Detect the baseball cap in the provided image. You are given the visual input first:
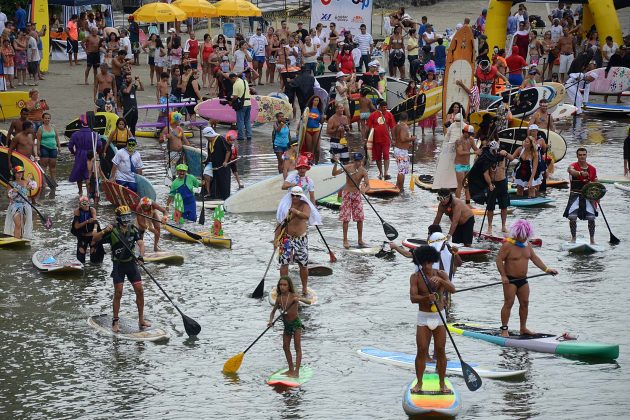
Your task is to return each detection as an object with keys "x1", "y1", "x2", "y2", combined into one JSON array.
[
  {"x1": 529, "y1": 124, "x2": 539, "y2": 131},
  {"x1": 290, "y1": 186, "x2": 304, "y2": 196},
  {"x1": 202, "y1": 126, "x2": 219, "y2": 138}
]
